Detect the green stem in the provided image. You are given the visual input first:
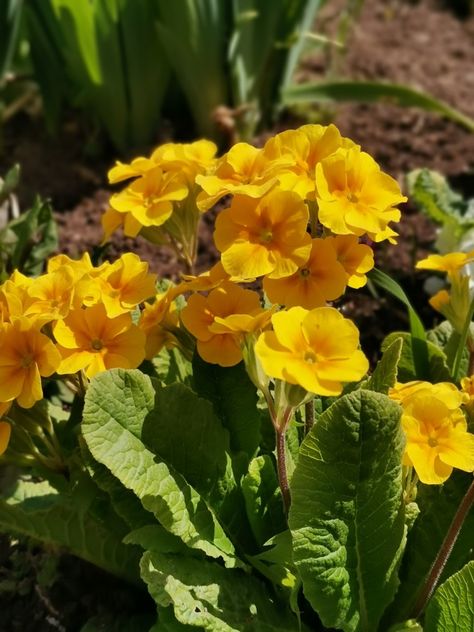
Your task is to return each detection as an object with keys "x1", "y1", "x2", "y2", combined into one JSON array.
[
  {"x1": 410, "y1": 476, "x2": 474, "y2": 620},
  {"x1": 452, "y1": 298, "x2": 474, "y2": 382},
  {"x1": 276, "y1": 428, "x2": 291, "y2": 516}
]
